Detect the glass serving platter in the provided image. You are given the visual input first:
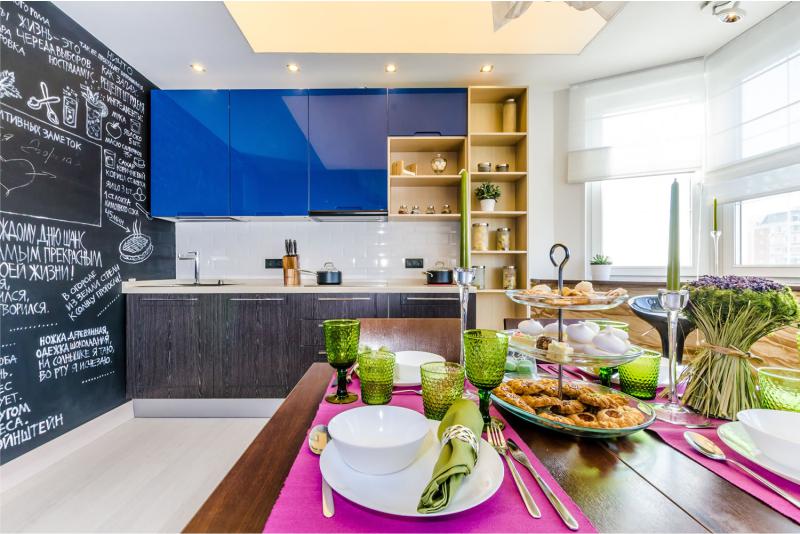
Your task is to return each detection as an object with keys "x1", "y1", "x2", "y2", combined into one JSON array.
[
  {"x1": 506, "y1": 289, "x2": 629, "y2": 311},
  {"x1": 504, "y1": 329, "x2": 644, "y2": 367},
  {"x1": 491, "y1": 376, "x2": 656, "y2": 438}
]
